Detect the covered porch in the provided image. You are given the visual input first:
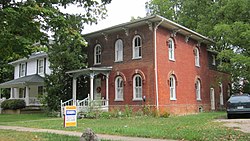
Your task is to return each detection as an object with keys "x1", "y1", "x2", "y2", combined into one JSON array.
[
  {"x1": 0, "y1": 74, "x2": 44, "y2": 106},
  {"x1": 62, "y1": 67, "x2": 112, "y2": 115}
]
